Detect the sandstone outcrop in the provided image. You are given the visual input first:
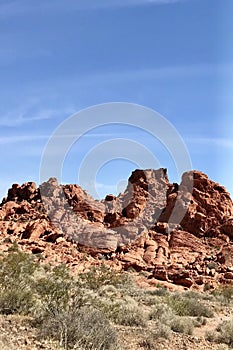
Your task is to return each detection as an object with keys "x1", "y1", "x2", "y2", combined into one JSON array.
[{"x1": 0, "y1": 168, "x2": 233, "y2": 290}]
